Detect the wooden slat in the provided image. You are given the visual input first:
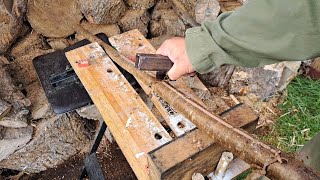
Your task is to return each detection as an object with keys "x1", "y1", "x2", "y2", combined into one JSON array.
[
  {"x1": 65, "y1": 42, "x2": 172, "y2": 179},
  {"x1": 109, "y1": 29, "x2": 207, "y2": 107},
  {"x1": 109, "y1": 29, "x2": 208, "y2": 136},
  {"x1": 148, "y1": 104, "x2": 258, "y2": 180}
]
